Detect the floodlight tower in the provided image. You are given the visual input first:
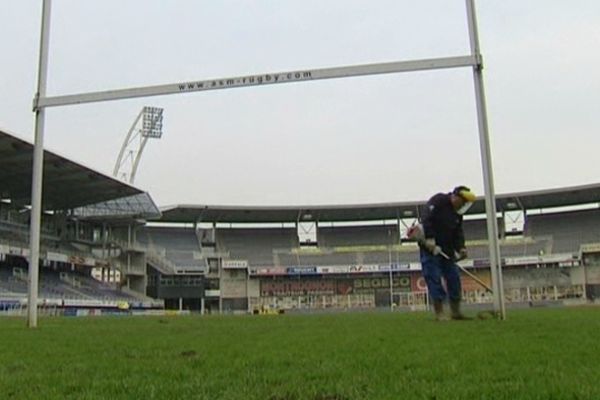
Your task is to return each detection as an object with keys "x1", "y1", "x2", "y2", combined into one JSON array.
[{"x1": 113, "y1": 106, "x2": 163, "y2": 184}]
